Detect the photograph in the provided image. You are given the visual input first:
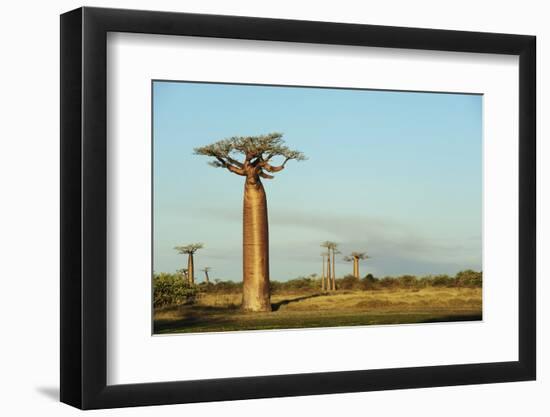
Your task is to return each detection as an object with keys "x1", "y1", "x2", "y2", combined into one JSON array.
[
  {"x1": 51, "y1": 2, "x2": 539, "y2": 412},
  {"x1": 152, "y1": 81, "x2": 483, "y2": 334}
]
